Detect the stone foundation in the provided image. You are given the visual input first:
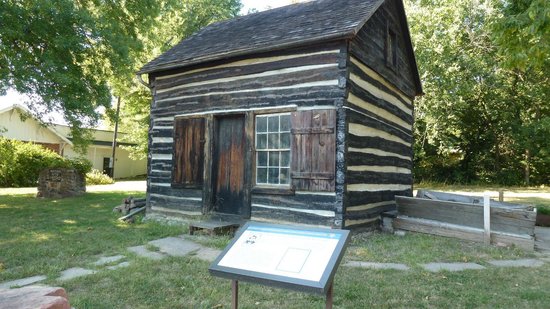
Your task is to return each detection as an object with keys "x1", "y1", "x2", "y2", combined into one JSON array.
[{"x1": 37, "y1": 168, "x2": 85, "y2": 198}]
